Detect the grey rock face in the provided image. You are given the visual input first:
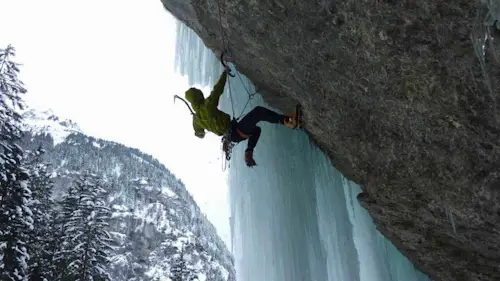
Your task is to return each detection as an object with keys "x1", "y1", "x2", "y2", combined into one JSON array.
[{"x1": 161, "y1": 0, "x2": 500, "y2": 280}]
